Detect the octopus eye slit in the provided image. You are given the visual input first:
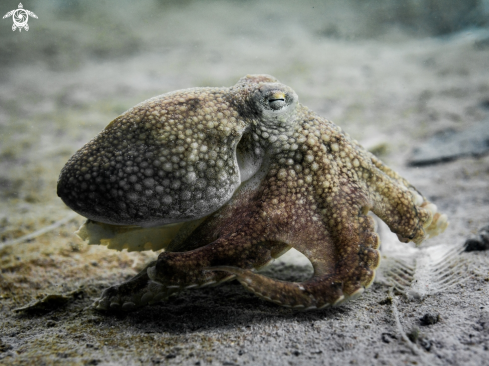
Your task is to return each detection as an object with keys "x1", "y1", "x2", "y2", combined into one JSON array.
[
  {"x1": 269, "y1": 97, "x2": 285, "y2": 103},
  {"x1": 267, "y1": 93, "x2": 287, "y2": 110}
]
